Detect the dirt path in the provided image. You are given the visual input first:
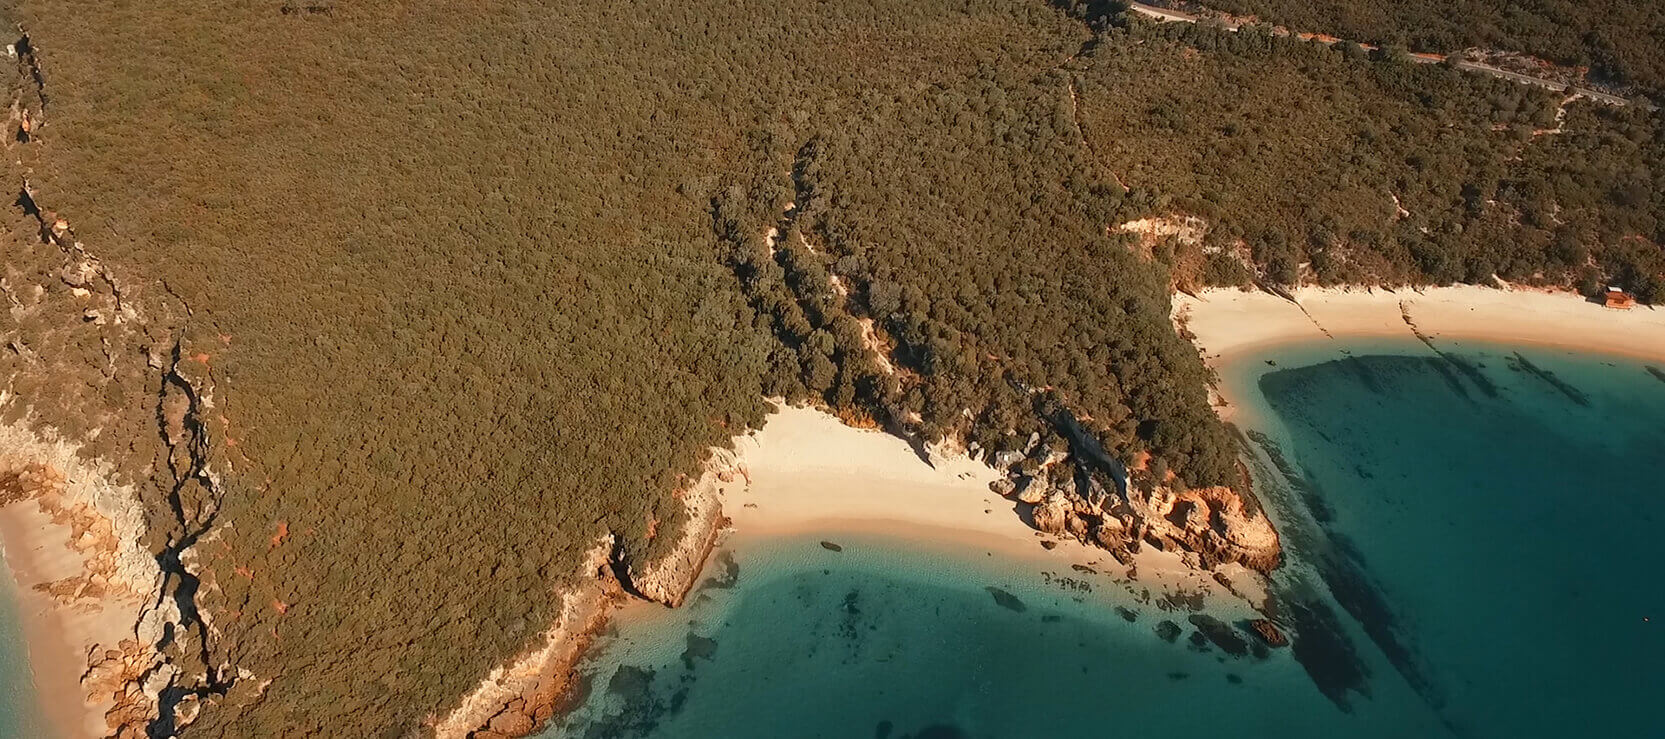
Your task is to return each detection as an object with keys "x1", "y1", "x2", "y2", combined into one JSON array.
[{"x1": 1125, "y1": 2, "x2": 1649, "y2": 109}]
